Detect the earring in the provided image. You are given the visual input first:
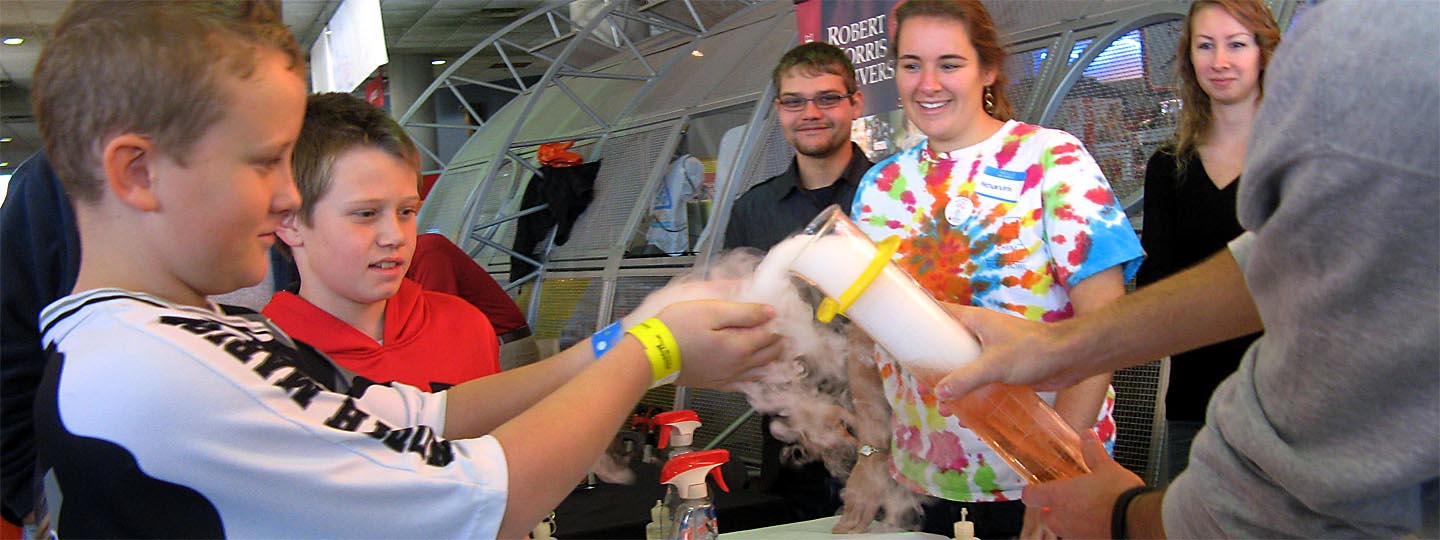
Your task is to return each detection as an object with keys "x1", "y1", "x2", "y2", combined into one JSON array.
[{"x1": 984, "y1": 86, "x2": 995, "y2": 114}]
